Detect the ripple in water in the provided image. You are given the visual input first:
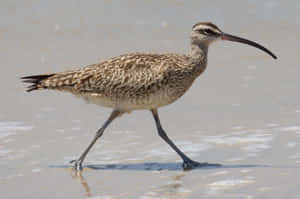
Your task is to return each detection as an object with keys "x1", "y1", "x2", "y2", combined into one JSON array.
[
  {"x1": 0, "y1": 121, "x2": 33, "y2": 139},
  {"x1": 0, "y1": 121, "x2": 33, "y2": 160}
]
